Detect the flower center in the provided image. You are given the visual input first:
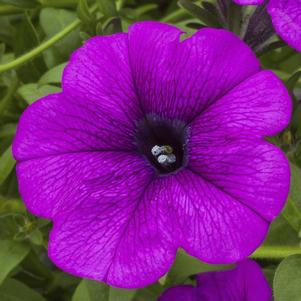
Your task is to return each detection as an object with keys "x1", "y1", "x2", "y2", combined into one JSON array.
[
  {"x1": 151, "y1": 145, "x2": 176, "y2": 166},
  {"x1": 135, "y1": 115, "x2": 188, "y2": 175}
]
